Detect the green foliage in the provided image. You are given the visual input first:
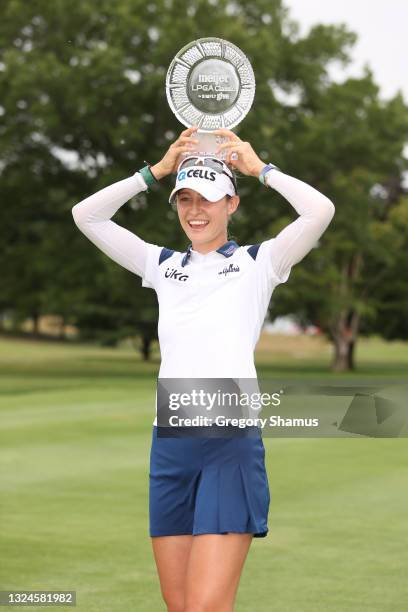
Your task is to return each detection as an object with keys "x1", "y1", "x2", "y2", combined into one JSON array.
[{"x1": 1, "y1": 0, "x2": 407, "y2": 355}]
